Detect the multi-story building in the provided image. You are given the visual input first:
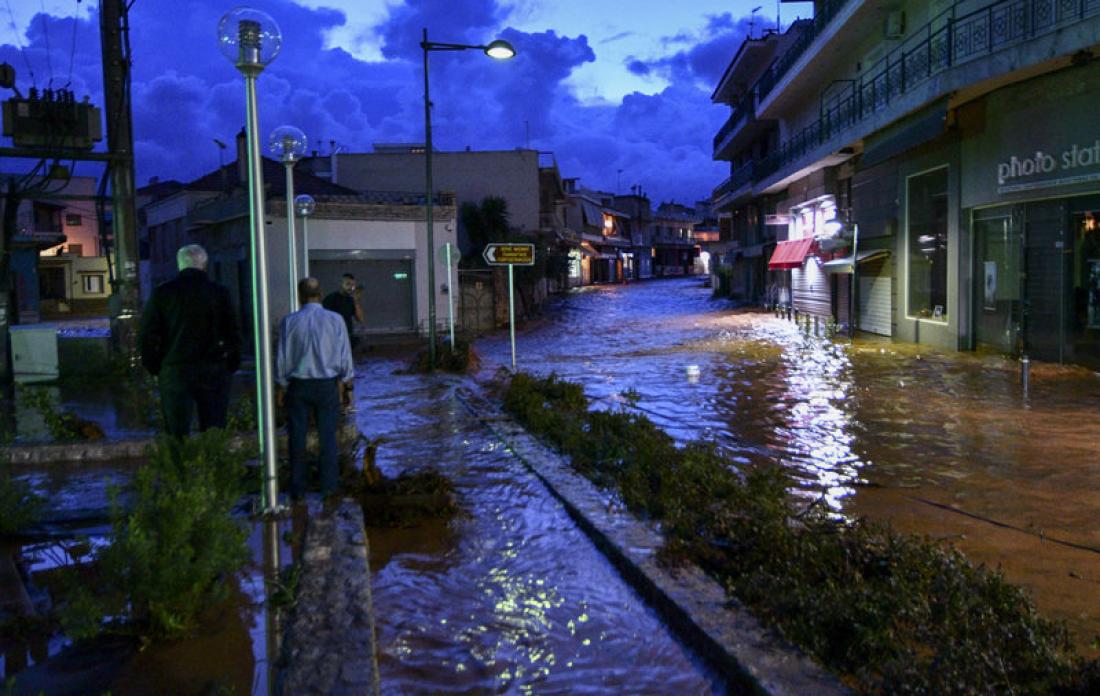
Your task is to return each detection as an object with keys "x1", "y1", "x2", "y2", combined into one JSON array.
[
  {"x1": 2, "y1": 175, "x2": 112, "y2": 321},
  {"x1": 561, "y1": 180, "x2": 632, "y2": 284},
  {"x1": 713, "y1": 0, "x2": 1100, "y2": 367},
  {"x1": 651, "y1": 202, "x2": 700, "y2": 276}
]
